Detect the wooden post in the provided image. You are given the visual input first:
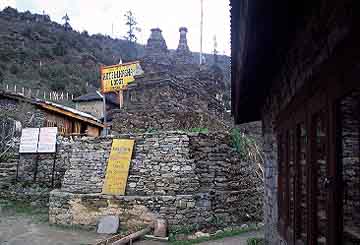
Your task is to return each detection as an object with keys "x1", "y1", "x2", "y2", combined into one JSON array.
[{"x1": 119, "y1": 90, "x2": 124, "y2": 109}]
